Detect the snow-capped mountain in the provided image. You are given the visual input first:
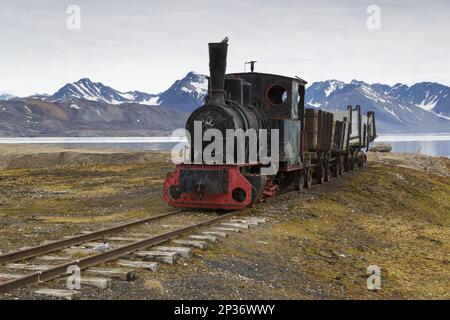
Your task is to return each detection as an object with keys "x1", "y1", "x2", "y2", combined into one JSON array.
[
  {"x1": 0, "y1": 93, "x2": 15, "y2": 101},
  {"x1": 157, "y1": 71, "x2": 208, "y2": 112},
  {"x1": 50, "y1": 78, "x2": 158, "y2": 105},
  {"x1": 384, "y1": 82, "x2": 450, "y2": 118},
  {"x1": 305, "y1": 80, "x2": 346, "y2": 108},
  {"x1": 305, "y1": 80, "x2": 450, "y2": 133},
  {"x1": 47, "y1": 72, "x2": 208, "y2": 112}
]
